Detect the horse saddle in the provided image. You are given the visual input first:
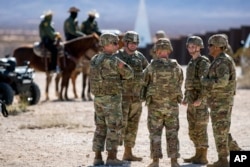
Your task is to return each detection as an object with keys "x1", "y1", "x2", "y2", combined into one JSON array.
[{"x1": 33, "y1": 42, "x2": 64, "y2": 58}]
